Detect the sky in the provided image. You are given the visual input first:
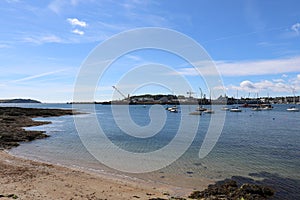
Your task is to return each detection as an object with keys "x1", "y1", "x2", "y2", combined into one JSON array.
[{"x1": 0, "y1": 0, "x2": 300, "y2": 102}]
